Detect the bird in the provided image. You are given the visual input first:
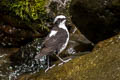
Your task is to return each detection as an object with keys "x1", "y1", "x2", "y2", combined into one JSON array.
[{"x1": 35, "y1": 15, "x2": 71, "y2": 71}]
